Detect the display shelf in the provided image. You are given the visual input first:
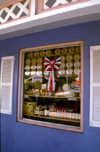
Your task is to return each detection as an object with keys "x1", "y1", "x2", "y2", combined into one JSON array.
[
  {"x1": 24, "y1": 115, "x2": 80, "y2": 127},
  {"x1": 24, "y1": 94, "x2": 80, "y2": 100}
]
